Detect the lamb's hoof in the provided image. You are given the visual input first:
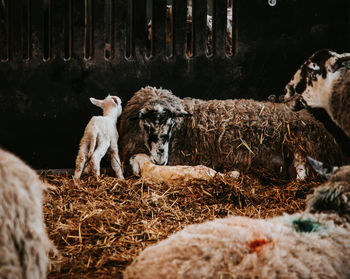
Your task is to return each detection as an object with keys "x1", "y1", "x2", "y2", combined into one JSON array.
[
  {"x1": 73, "y1": 176, "x2": 80, "y2": 185},
  {"x1": 227, "y1": 170, "x2": 240, "y2": 179}
]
